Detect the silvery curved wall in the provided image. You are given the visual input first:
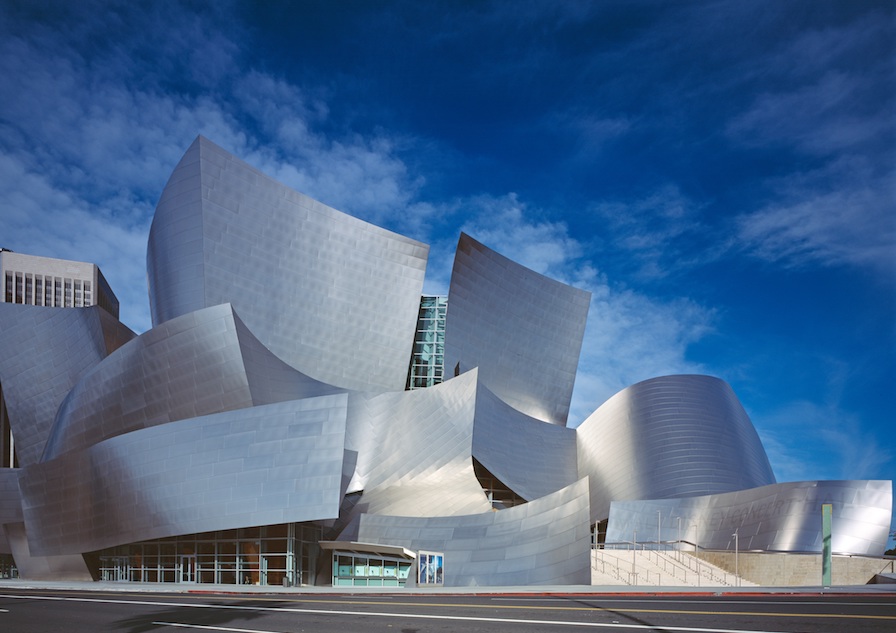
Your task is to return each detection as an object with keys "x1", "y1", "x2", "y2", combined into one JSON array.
[
  {"x1": 355, "y1": 477, "x2": 592, "y2": 587},
  {"x1": 605, "y1": 479, "x2": 893, "y2": 556},
  {"x1": 472, "y1": 384, "x2": 578, "y2": 501},
  {"x1": 42, "y1": 303, "x2": 341, "y2": 461},
  {"x1": 0, "y1": 304, "x2": 133, "y2": 467},
  {"x1": 147, "y1": 136, "x2": 428, "y2": 393},
  {"x1": 340, "y1": 369, "x2": 491, "y2": 527},
  {"x1": 577, "y1": 375, "x2": 776, "y2": 523},
  {"x1": 443, "y1": 233, "x2": 590, "y2": 426},
  {"x1": 20, "y1": 395, "x2": 348, "y2": 556}
]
